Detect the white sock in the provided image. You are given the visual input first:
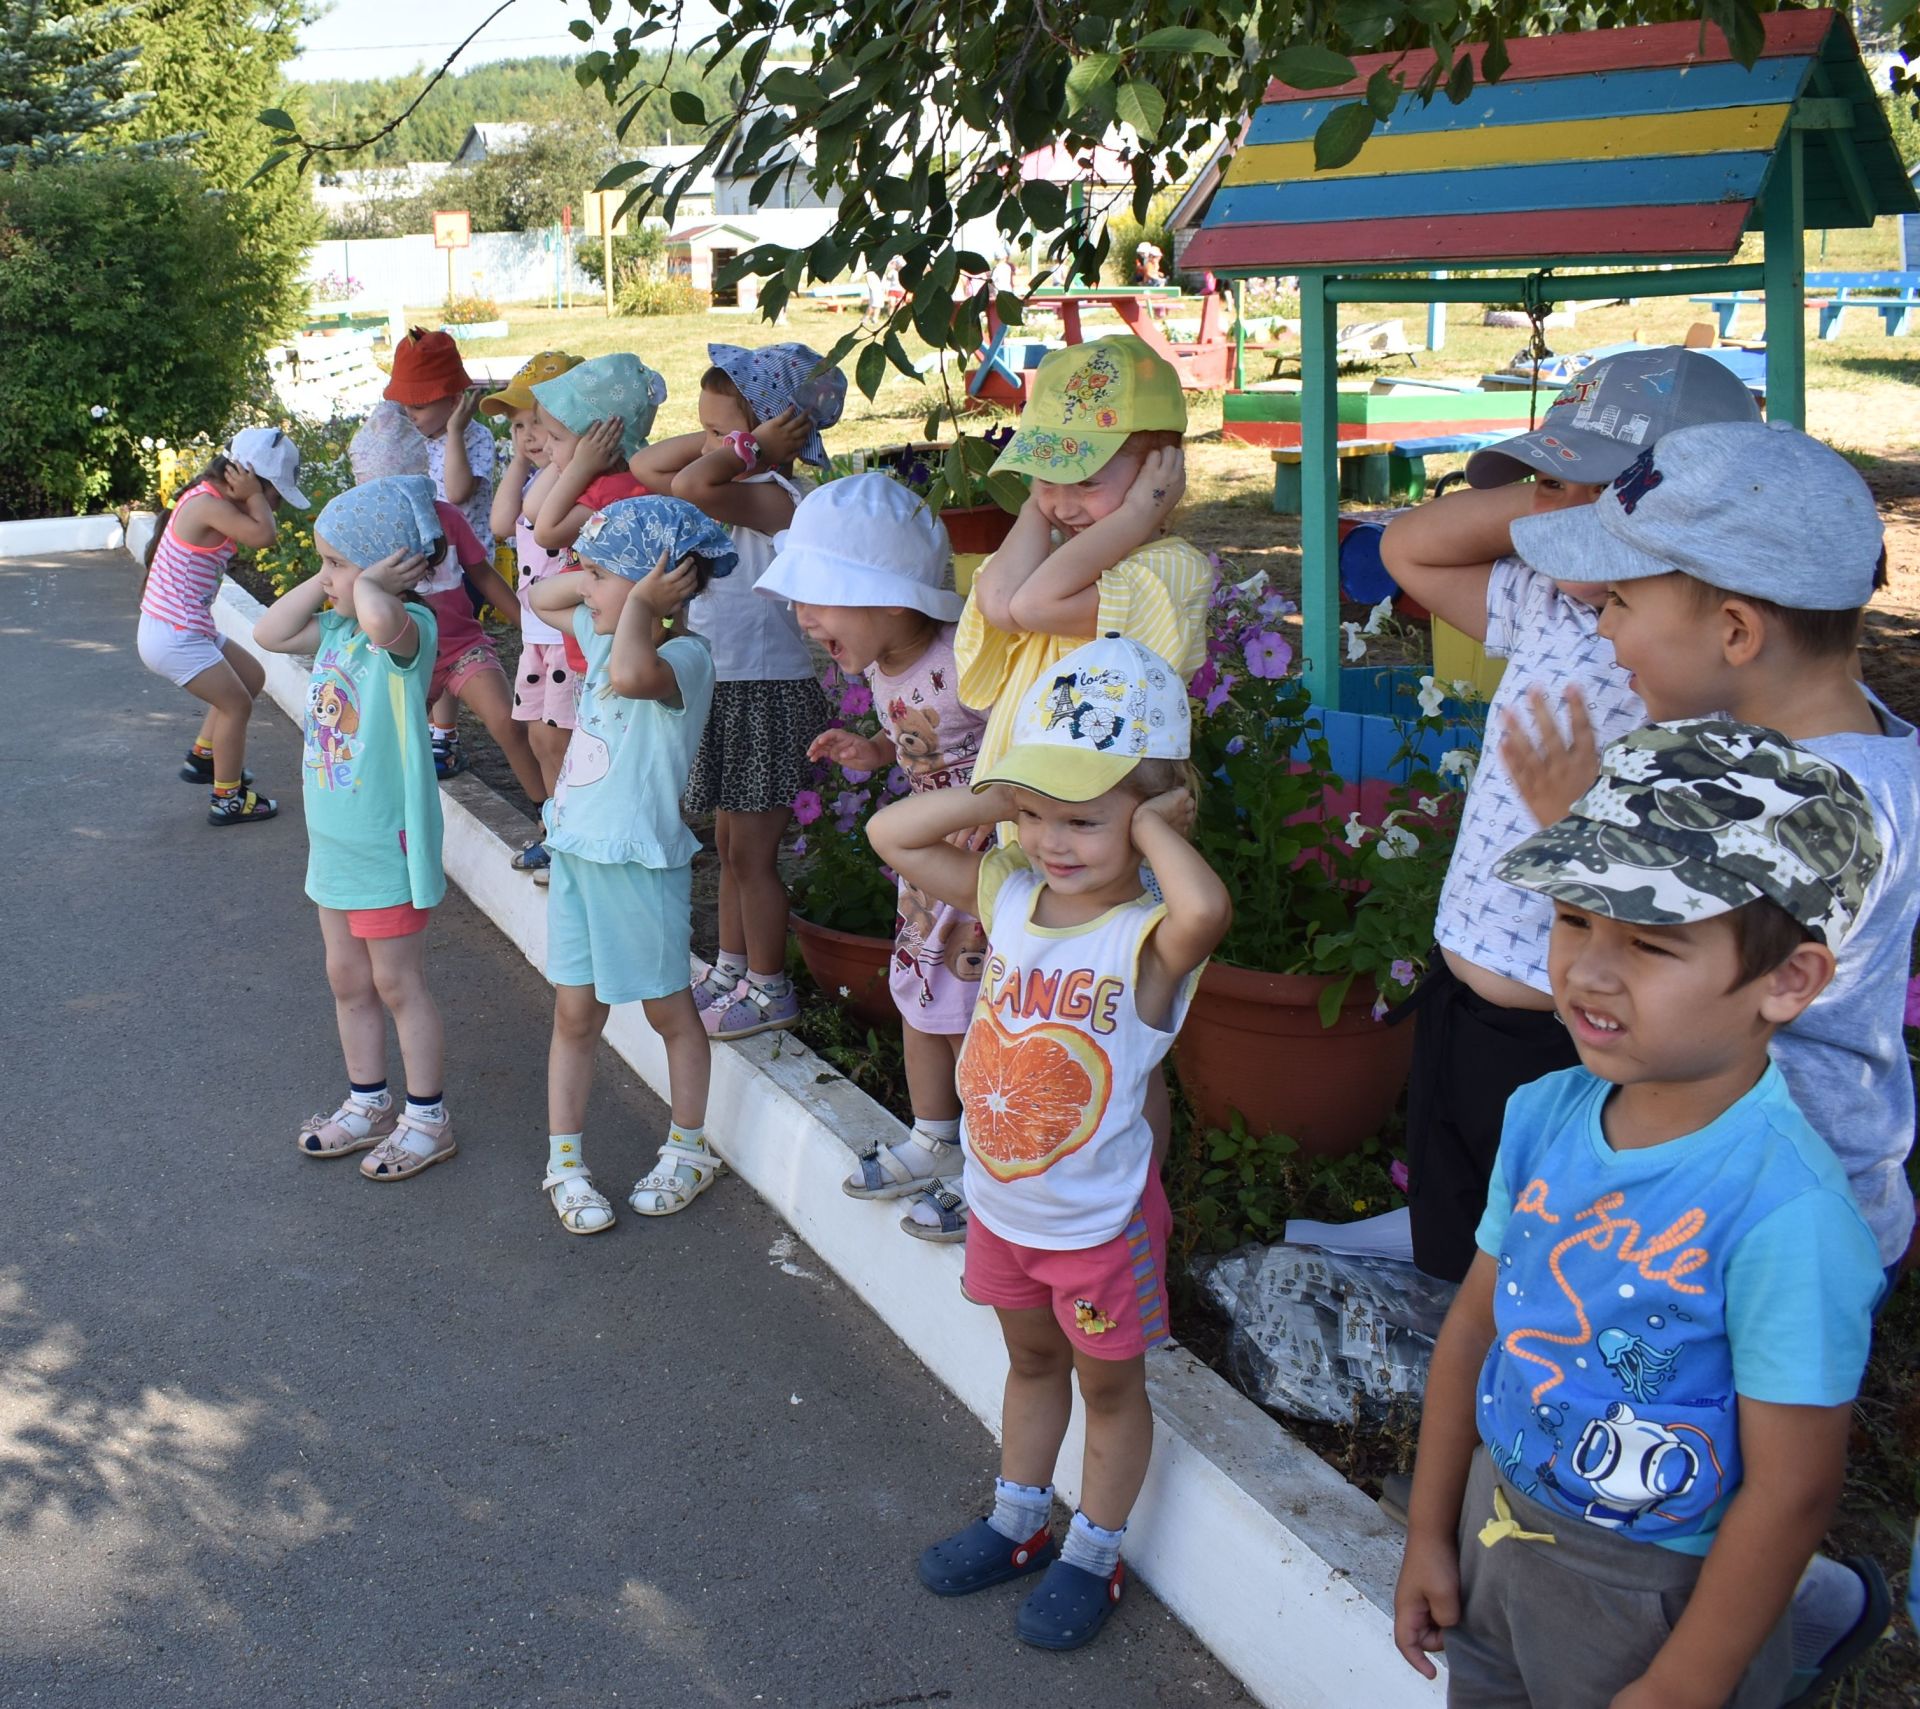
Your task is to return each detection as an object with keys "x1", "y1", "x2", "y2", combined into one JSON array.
[
  {"x1": 988, "y1": 1477, "x2": 1054, "y2": 1543},
  {"x1": 430, "y1": 722, "x2": 456, "y2": 745},
  {"x1": 747, "y1": 968, "x2": 789, "y2": 997},
  {"x1": 548, "y1": 1131, "x2": 586, "y2": 1177},
  {"x1": 912, "y1": 1116, "x2": 960, "y2": 1145},
  {"x1": 1060, "y1": 1511, "x2": 1126, "y2": 1578},
  {"x1": 714, "y1": 949, "x2": 746, "y2": 979},
  {"x1": 405, "y1": 1095, "x2": 446, "y2": 1125}
]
